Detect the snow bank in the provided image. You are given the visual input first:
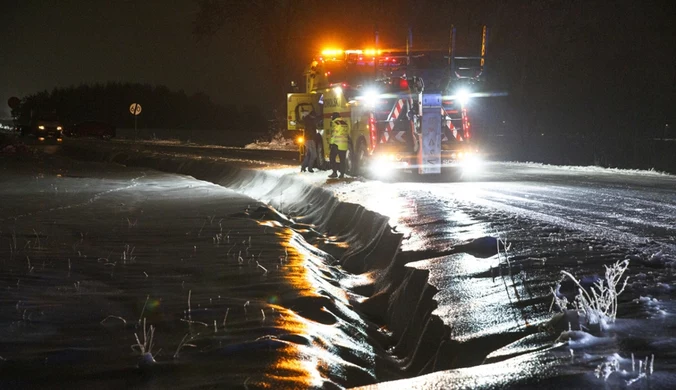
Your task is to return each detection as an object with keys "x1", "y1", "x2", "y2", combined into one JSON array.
[
  {"x1": 244, "y1": 138, "x2": 298, "y2": 151},
  {"x1": 513, "y1": 161, "x2": 673, "y2": 177}
]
